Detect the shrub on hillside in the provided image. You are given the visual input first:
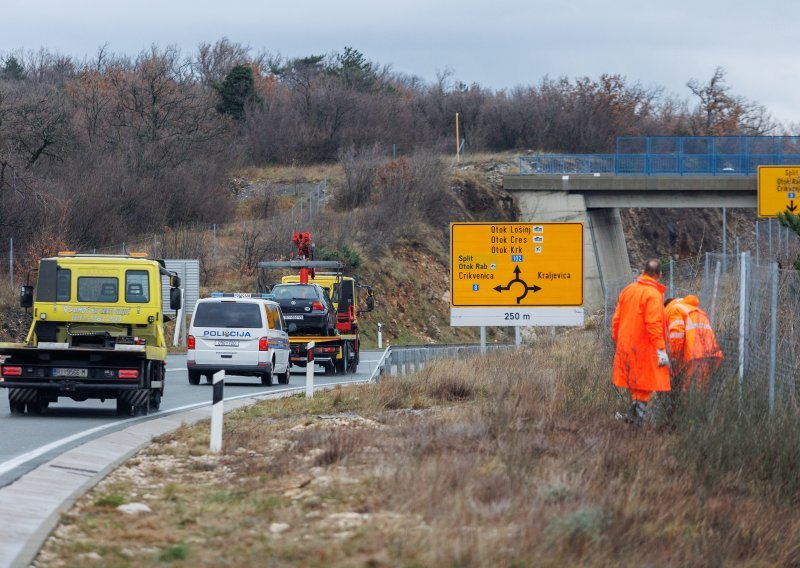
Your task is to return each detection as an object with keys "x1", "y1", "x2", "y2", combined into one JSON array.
[{"x1": 334, "y1": 144, "x2": 382, "y2": 210}]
